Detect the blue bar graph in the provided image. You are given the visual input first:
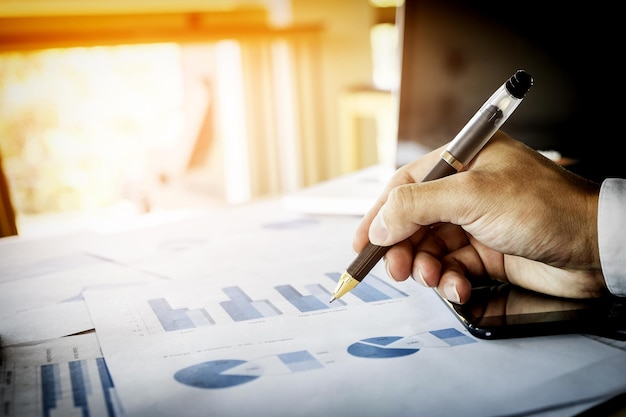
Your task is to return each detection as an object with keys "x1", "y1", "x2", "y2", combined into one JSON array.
[
  {"x1": 41, "y1": 363, "x2": 59, "y2": 417},
  {"x1": 41, "y1": 358, "x2": 120, "y2": 417},
  {"x1": 146, "y1": 273, "x2": 409, "y2": 329},
  {"x1": 148, "y1": 298, "x2": 215, "y2": 331},
  {"x1": 97, "y1": 358, "x2": 118, "y2": 417},
  {"x1": 325, "y1": 272, "x2": 408, "y2": 302},
  {"x1": 275, "y1": 284, "x2": 344, "y2": 312},
  {"x1": 220, "y1": 286, "x2": 282, "y2": 321},
  {"x1": 430, "y1": 328, "x2": 475, "y2": 346},
  {"x1": 68, "y1": 361, "x2": 88, "y2": 414},
  {"x1": 277, "y1": 350, "x2": 324, "y2": 372}
]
